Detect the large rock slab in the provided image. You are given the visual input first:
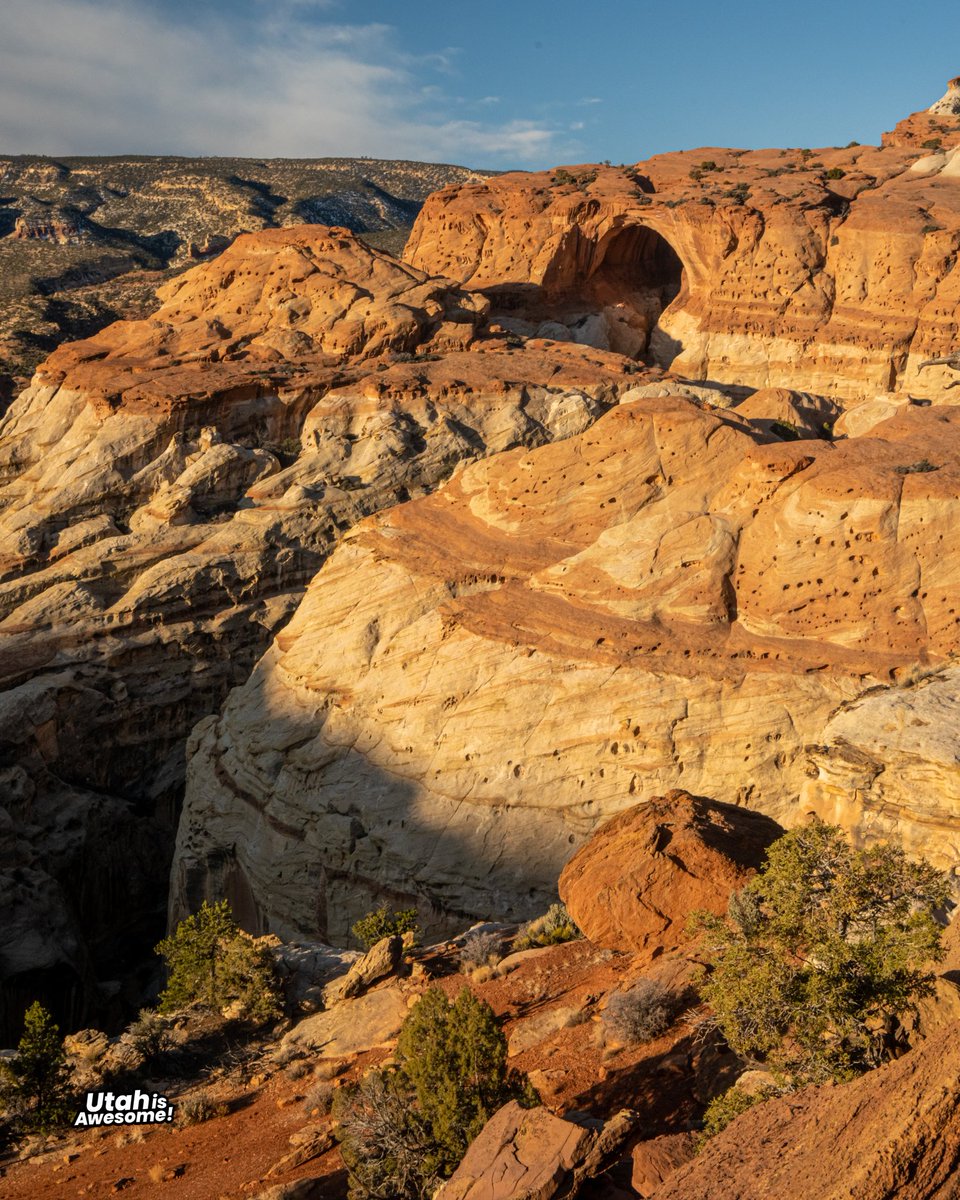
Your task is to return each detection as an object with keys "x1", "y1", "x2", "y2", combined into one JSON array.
[
  {"x1": 174, "y1": 394, "x2": 960, "y2": 942},
  {"x1": 653, "y1": 1021, "x2": 960, "y2": 1200},
  {"x1": 558, "y1": 791, "x2": 781, "y2": 956},
  {"x1": 436, "y1": 1101, "x2": 634, "y2": 1200},
  {"x1": 280, "y1": 981, "x2": 409, "y2": 1057}
]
